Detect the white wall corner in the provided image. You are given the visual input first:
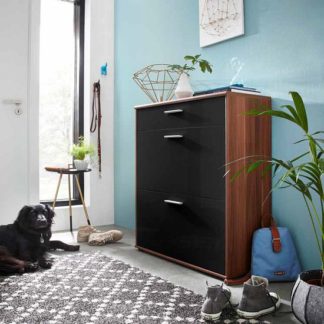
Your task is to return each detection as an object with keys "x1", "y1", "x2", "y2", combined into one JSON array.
[{"x1": 83, "y1": 0, "x2": 115, "y2": 228}]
